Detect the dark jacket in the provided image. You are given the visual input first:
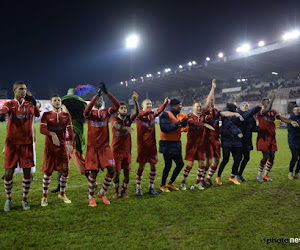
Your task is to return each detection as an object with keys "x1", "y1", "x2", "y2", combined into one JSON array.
[
  {"x1": 159, "y1": 107, "x2": 182, "y2": 154},
  {"x1": 237, "y1": 106, "x2": 260, "y2": 151},
  {"x1": 287, "y1": 113, "x2": 300, "y2": 149},
  {"x1": 220, "y1": 107, "x2": 243, "y2": 148}
]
